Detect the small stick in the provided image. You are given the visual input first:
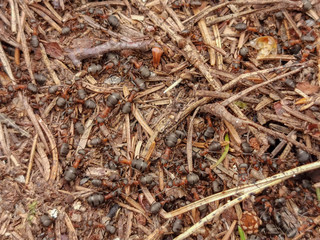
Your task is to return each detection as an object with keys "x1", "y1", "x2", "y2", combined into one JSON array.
[
  {"x1": 23, "y1": 97, "x2": 50, "y2": 152},
  {"x1": 135, "y1": 84, "x2": 165, "y2": 99},
  {"x1": 0, "y1": 9, "x2": 10, "y2": 26},
  {"x1": 25, "y1": 134, "x2": 38, "y2": 185},
  {"x1": 30, "y1": 6, "x2": 62, "y2": 33},
  {"x1": 270, "y1": 128, "x2": 295, "y2": 158},
  {"x1": 158, "y1": 163, "x2": 164, "y2": 191},
  {"x1": 145, "y1": 221, "x2": 169, "y2": 240},
  {"x1": 283, "y1": 18, "x2": 291, "y2": 41},
  {"x1": 207, "y1": 43, "x2": 227, "y2": 56},
  {"x1": 195, "y1": 90, "x2": 260, "y2": 103},
  {"x1": 17, "y1": 0, "x2": 35, "y2": 20},
  {"x1": 25, "y1": 223, "x2": 34, "y2": 240},
  {"x1": 11, "y1": 232, "x2": 24, "y2": 239},
  {"x1": 125, "y1": 114, "x2": 132, "y2": 160},
  {"x1": 64, "y1": 212, "x2": 77, "y2": 240},
  {"x1": 0, "y1": 42, "x2": 15, "y2": 81},
  {"x1": 234, "y1": 0, "x2": 299, "y2": 4},
  {"x1": 202, "y1": 104, "x2": 245, "y2": 129},
  {"x1": 124, "y1": 211, "x2": 133, "y2": 240},
  {"x1": 140, "y1": 186, "x2": 168, "y2": 219},
  {"x1": 132, "y1": 104, "x2": 154, "y2": 136},
  {"x1": 43, "y1": 0, "x2": 62, "y2": 23},
  {"x1": 59, "y1": 0, "x2": 65, "y2": 10},
  {"x1": 163, "y1": 78, "x2": 183, "y2": 94},
  {"x1": 116, "y1": 199, "x2": 152, "y2": 224},
  {"x1": 212, "y1": 24, "x2": 223, "y2": 69},
  {"x1": 120, "y1": 194, "x2": 146, "y2": 213},
  {"x1": 206, "y1": 8, "x2": 259, "y2": 26},
  {"x1": 182, "y1": 3, "x2": 229, "y2": 26},
  {"x1": 14, "y1": 2, "x2": 22, "y2": 66},
  {"x1": 80, "y1": 14, "x2": 131, "y2": 42},
  {"x1": 82, "y1": 81, "x2": 114, "y2": 94},
  {"x1": 229, "y1": 102, "x2": 269, "y2": 153},
  {"x1": 279, "y1": 133, "x2": 296, "y2": 160},
  {"x1": 54, "y1": 215, "x2": 61, "y2": 240},
  {"x1": 75, "y1": 113, "x2": 97, "y2": 154},
  {"x1": 282, "y1": 10, "x2": 302, "y2": 37},
  {"x1": 67, "y1": 39, "x2": 152, "y2": 67},
  {"x1": 0, "y1": 122, "x2": 10, "y2": 162},
  {"x1": 255, "y1": 97, "x2": 273, "y2": 111},
  {"x1": 9, "y1": 0, "x2": 17, "y2": 33},
  {"x1": 222, "y1": 220, "x2": 237, "y2": 240},
  {"x1": 0, "y1": 29, "x2": 22, "y2": 49},
  {"x1": 164, "y1": 5, "x2": 185, "y2": 32},
  {"x1": 146, "y1": 0, "x2": 160, "y2": 7},
  {"x1": 306, "y1": 8, "x2": 320, "y2": 21},
  {"x1": 224, "y1": 120, "x2": 241, "y2": 146},
  {"x1": 166, "y1": 183, "x2": 260, "y2": 218},
  {"x1": 19, "y1": 17, "x2": 35, "y2": 84},
  {"x1": 292, "y1": 215, "x2": 320, "y2": 240},
  {"x1": 30, "y1": 3, "x2": 62, "y2": 24},
  {"x1": 166, "y1": 18, "x2": 181, "y2": 35},
  {"x1": 257, "y1": 54, "x2": 296, "y2": 61},
  {"x1": 295, "y1": 88, "x2": 309, "y2": 99},
  {"x1": 43, "y1": 97, "x2": 58, "y2": 118},
  {"x1": 187, "y1": 107, "x2": 200, "y2": 172},
  {"x1": 221, "y1": 65, "x2": 307, "y2": 107},
  {"x1": 281, "y1": 101, "x2": 320, "y2": 125},
  {"x1": 36, "y1": 144, "x2": 50, "y2": 181},
  {"x1": 317, "y1": 36, "x2": 320, "y2": 85},
  {"x1": 0, "y1": 113, "x2": 30, "y2": 137},
  {"x1": 221, "y1": 62, "x2": 303, "y2": 91},
  {"x1": 207, "y1": 4, "x2": 290, "y2": 26},
  {"x1": 124, "y1": 0, "x2": 132, "y2": 16},
  {"x1": 141, "y1": 115, "x2": 172, "y2": 158},
  {"x1": 75, "y1": 1, "x2": 126, "y2": 11},
  {"x1": 168, "y1": 97, "x2": 213, "y2": 133},
  {"x1": 193, "y1": 7, "x2": 216, "y2": 66},
  {"x1": 144, "y1": 141, "x2": 155, "y2": 163},
  {"x1": 15, "y1": 10, "x2": 27, "y2": 66},
  {"x1": 39, "y1": 43, "x2": 61, "y2": 85},
  {"x1": 36, "y1": 115, "x2": 59, "y2": 182},
  {"x1": 261, "y1": 112, "x2": 302, "y2": 131}
]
